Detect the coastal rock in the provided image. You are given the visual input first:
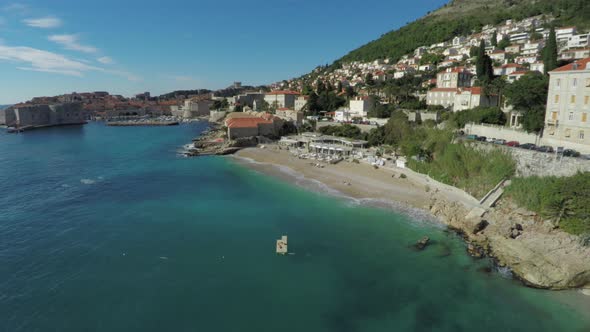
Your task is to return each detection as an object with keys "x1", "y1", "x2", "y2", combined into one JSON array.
[
  {"x1": 473, "y1": 220, "x2": 489, "y2": 235},
  {"x1": 415, "y1": 236, "x2": 430, "y2": 250},
  {"x1": 467, "y1": 243, "x2": 485, "y2": 258}
]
